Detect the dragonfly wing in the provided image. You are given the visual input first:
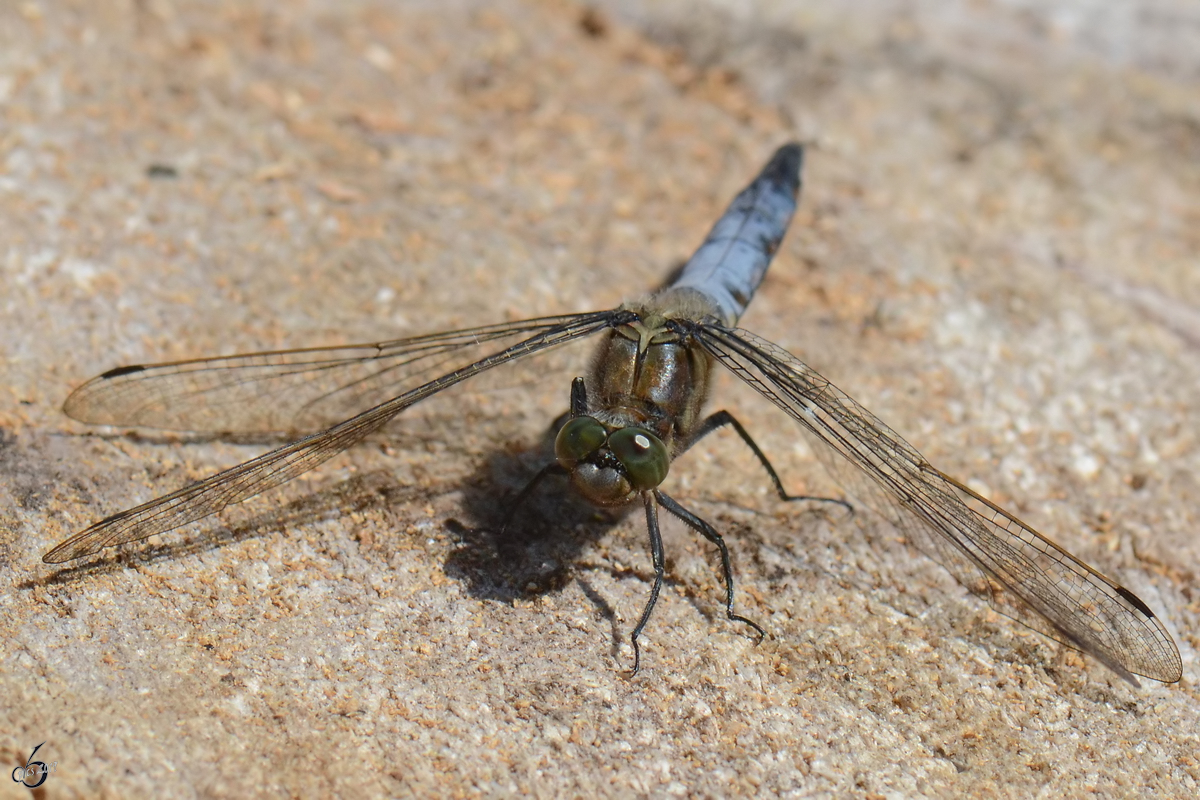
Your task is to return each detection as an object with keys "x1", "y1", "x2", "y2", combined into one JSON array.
[
  {"x1": 63, "y1": 314, "x2": 596, "y2": 433},
  {"x1": 44, "y1": 312, "x2": 620, "y2": 563},
  {"x1": 697, "y1": 323, "x2": 1182, "y2": 684}
]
